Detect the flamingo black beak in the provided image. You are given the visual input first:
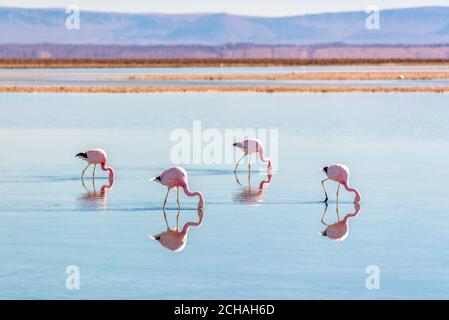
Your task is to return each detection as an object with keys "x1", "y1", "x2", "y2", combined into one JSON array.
[
  {"x1": 75, "y1": 152, "x2": 88, "y2": 159},
  {"x1": 322, "y1": 167, "x2": 328, "y2": 173},
  {"x1": 150, "y1": 235, "x2": 161, "y2": 241},
  {"x1": 150, "y1": 176, "x2": 162, "y2": 183},
  {"x1": 321, "y1": 230, "x2": 328, "y2": 237},
  {"x1": 233, "y1": 143, "x2": 237, "y2": 146}
]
